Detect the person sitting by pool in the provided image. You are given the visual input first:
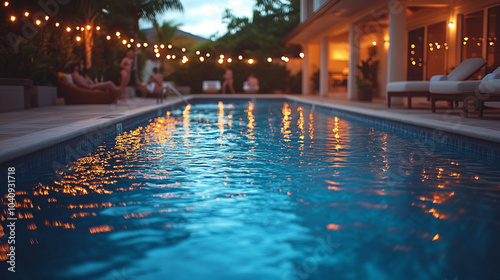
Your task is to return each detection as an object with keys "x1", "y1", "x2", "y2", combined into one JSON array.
[
  {"x1": 243, "y1": 73, "x2": 259, "y2": 93},
  {"x1": 71, "y1": 62, "x2": 120, "y2": 93}
]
